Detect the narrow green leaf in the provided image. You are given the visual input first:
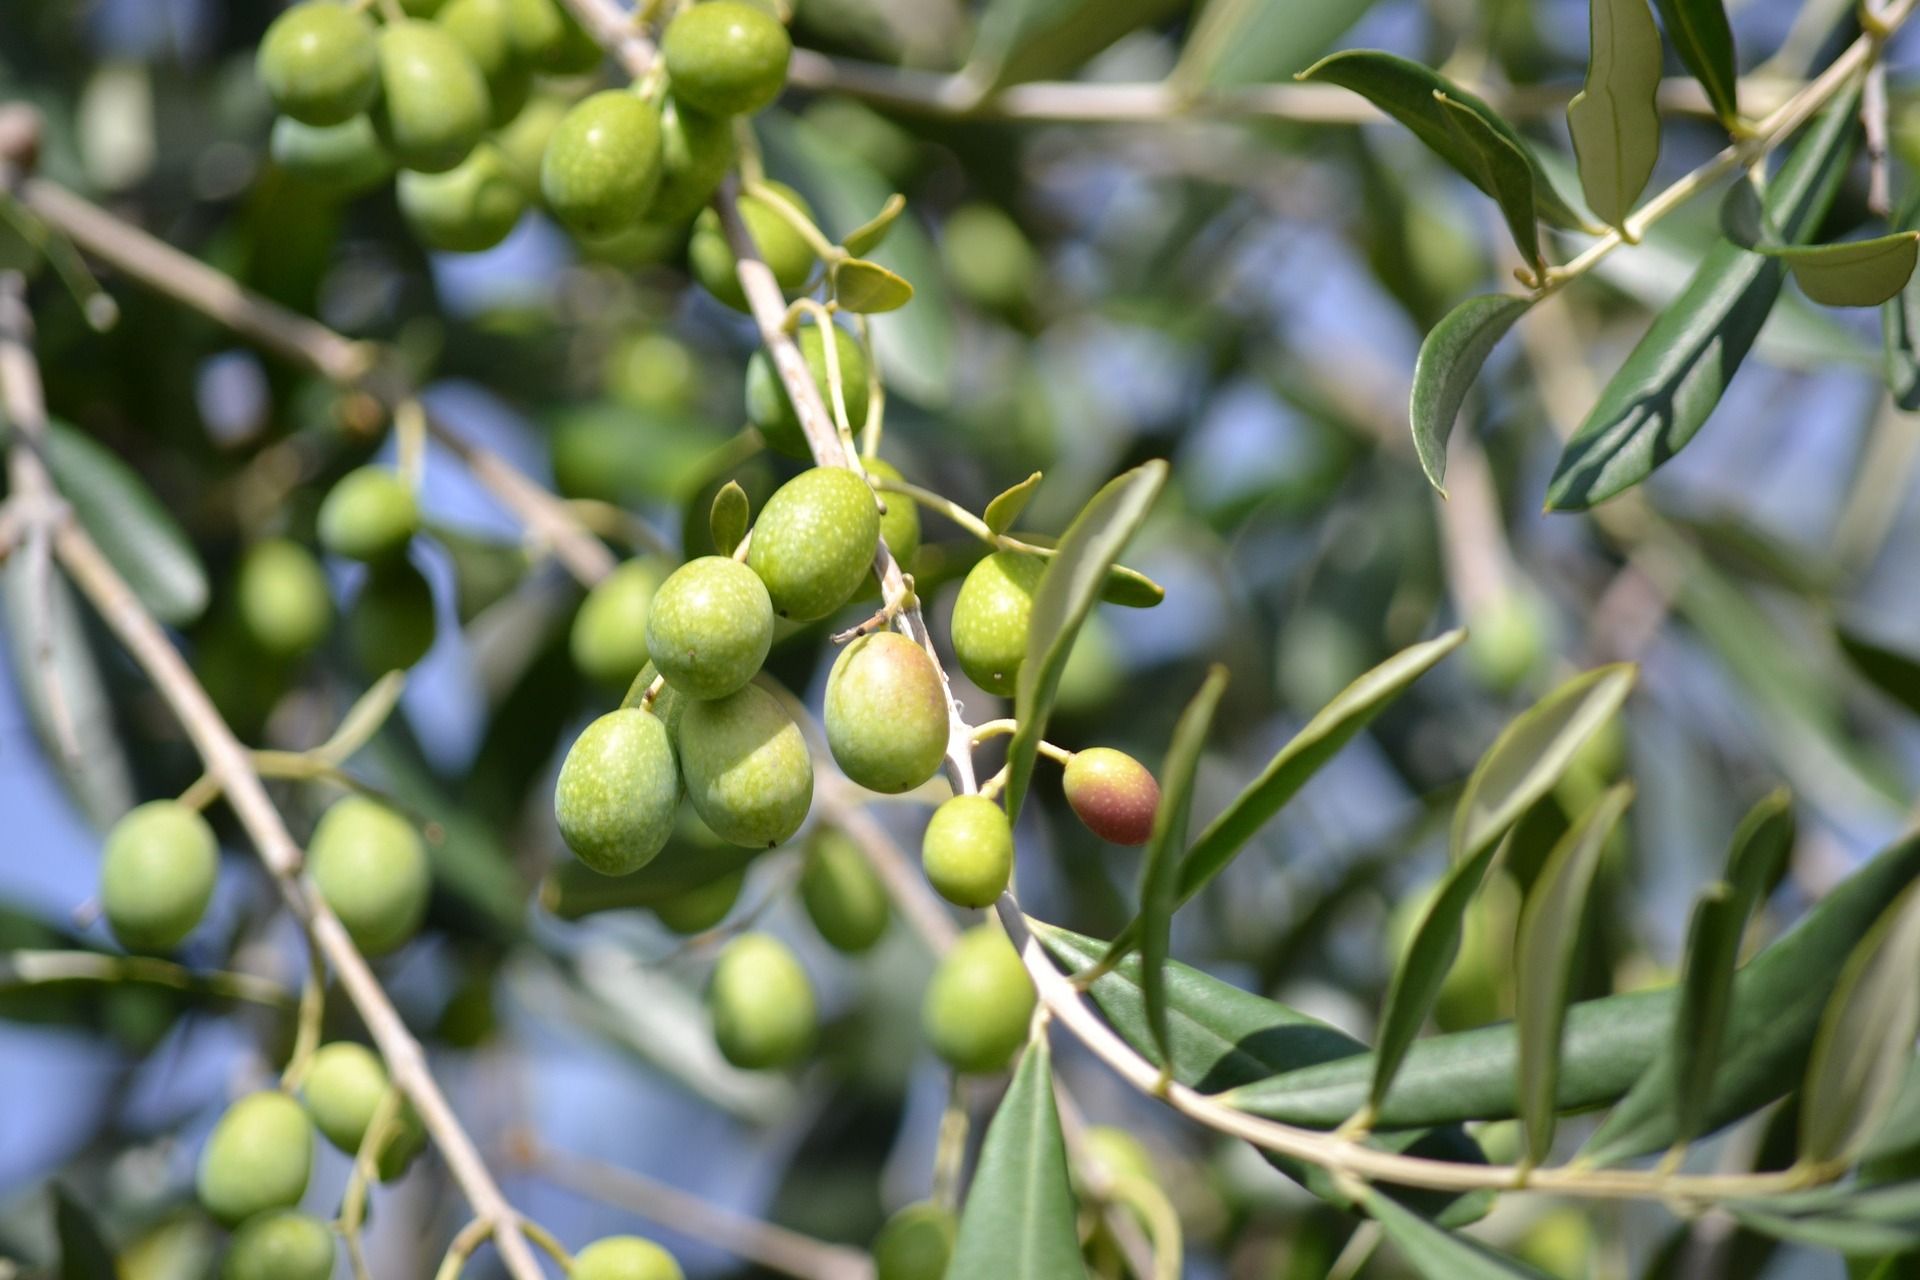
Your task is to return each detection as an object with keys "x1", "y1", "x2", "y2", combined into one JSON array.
[
  {"x1": 1801, "y1": 879, "x2": 1920, "y2": 1164},
  {"x1": 1881, "y1": 187, "x2": 1920, "y2": 409},
  {"x1": 1006, "y1": 461, "x2": 1167, "y2": 822},
  {"x1": 1097, "y1": 563, "x2": 1164, "y2": 608},
  {"x1": 1364, "y1": 1187, "x2": 1557, "y2": 1279},
  {"x1": 55, "y1": 1184, "x2": 117, "y2": 1280},
  {"x1": 44, "y1": 420, "x2": 208, "y2": 625},
  {"x1": 316, "y1": 670, "x2": 409, "y2": 766},
  {"x1": 842, "y1": 193, "x2": 906, "y2": 257},
  {"x1": 1724, "y1": 788, "x2": 1795, "y2": 914},
  {"x1": 1298, "y1": 51, "x2": 1588, "y2": 230},
  {"x1": 947, "y1": 1038, "x2": 1086, "y2": 1280},
  {"x1": 1567, "y1": 0, "x2": 1663, "y2": 228},
  {"x1": 1719, "y1": 174, "x2": 1771, "y2": 249},
  {"x1": 1838, "y1": 626, "x2": 1920, "y2": 717},
  {"x1": 1652, "y1": 0, "x2": 1740, "y2": 127},
  {"x1": 1516, "y1": 783, "x2": 1635, "y2": 1165},
  {"x1": 1545, "y1": 87, "x2": 1859, "y2": 509},
  {"x1": 965, "y1": 0, "x2": 1185, "y2": 90},
  {"x1": 1182, "y1": 0, "x2": 1382, "y2": 91},
  {"x1": 1435, "y1": 91, "x2": 1543, "y2": 272},
  {"x1": 834, "y1": 258, "x2": 915, "y2": 313},
  {"x1": 1778, "y1": 233, "x2": 1920, "y2": 308},
  {"x1": 1410, "y1": 295, "x2": 1533, "y2": 491},
  {"x1": 1730, "y1": 1180, "x2": 1920, "y2": 1254},
  {"x1": 986, "y1": 471, "x2": 1043, "y2": 536},
  {"x1": 710, "y1": 480, "x2": 749, "y2": 558}
]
